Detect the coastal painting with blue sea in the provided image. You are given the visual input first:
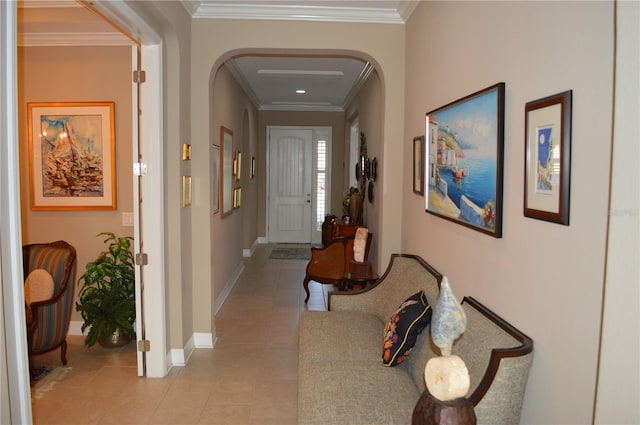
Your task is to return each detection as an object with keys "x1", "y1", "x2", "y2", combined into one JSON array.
[{"x1": 427, "y1": 85, "x2": 502, "y2": 233}]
